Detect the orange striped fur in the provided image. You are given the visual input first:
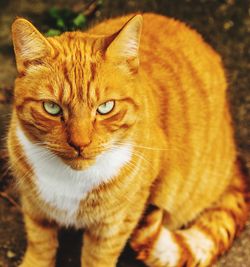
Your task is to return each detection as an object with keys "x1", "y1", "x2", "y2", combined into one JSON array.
[{"x1": 8, "y1": 13, "x2": 249, "y2": 267}]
